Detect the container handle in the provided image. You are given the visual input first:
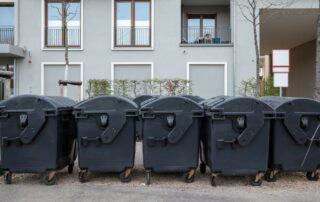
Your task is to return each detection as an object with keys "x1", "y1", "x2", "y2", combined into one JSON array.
[
  {"x1": 284, "y1": 114, "x2": 308, "y2": 145},
  {"x1": 100, "y1": 112, "x2": 127, "y2": 144},
  {"x1": 236, "y1": 113, "x2": 265, "y2": 147},
  {"x1": 167, "y1": 112, "x2": 193, "y2": 144},
  {"x1": 215, "y1": 113, "x2": 265, "y2": 148}
]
